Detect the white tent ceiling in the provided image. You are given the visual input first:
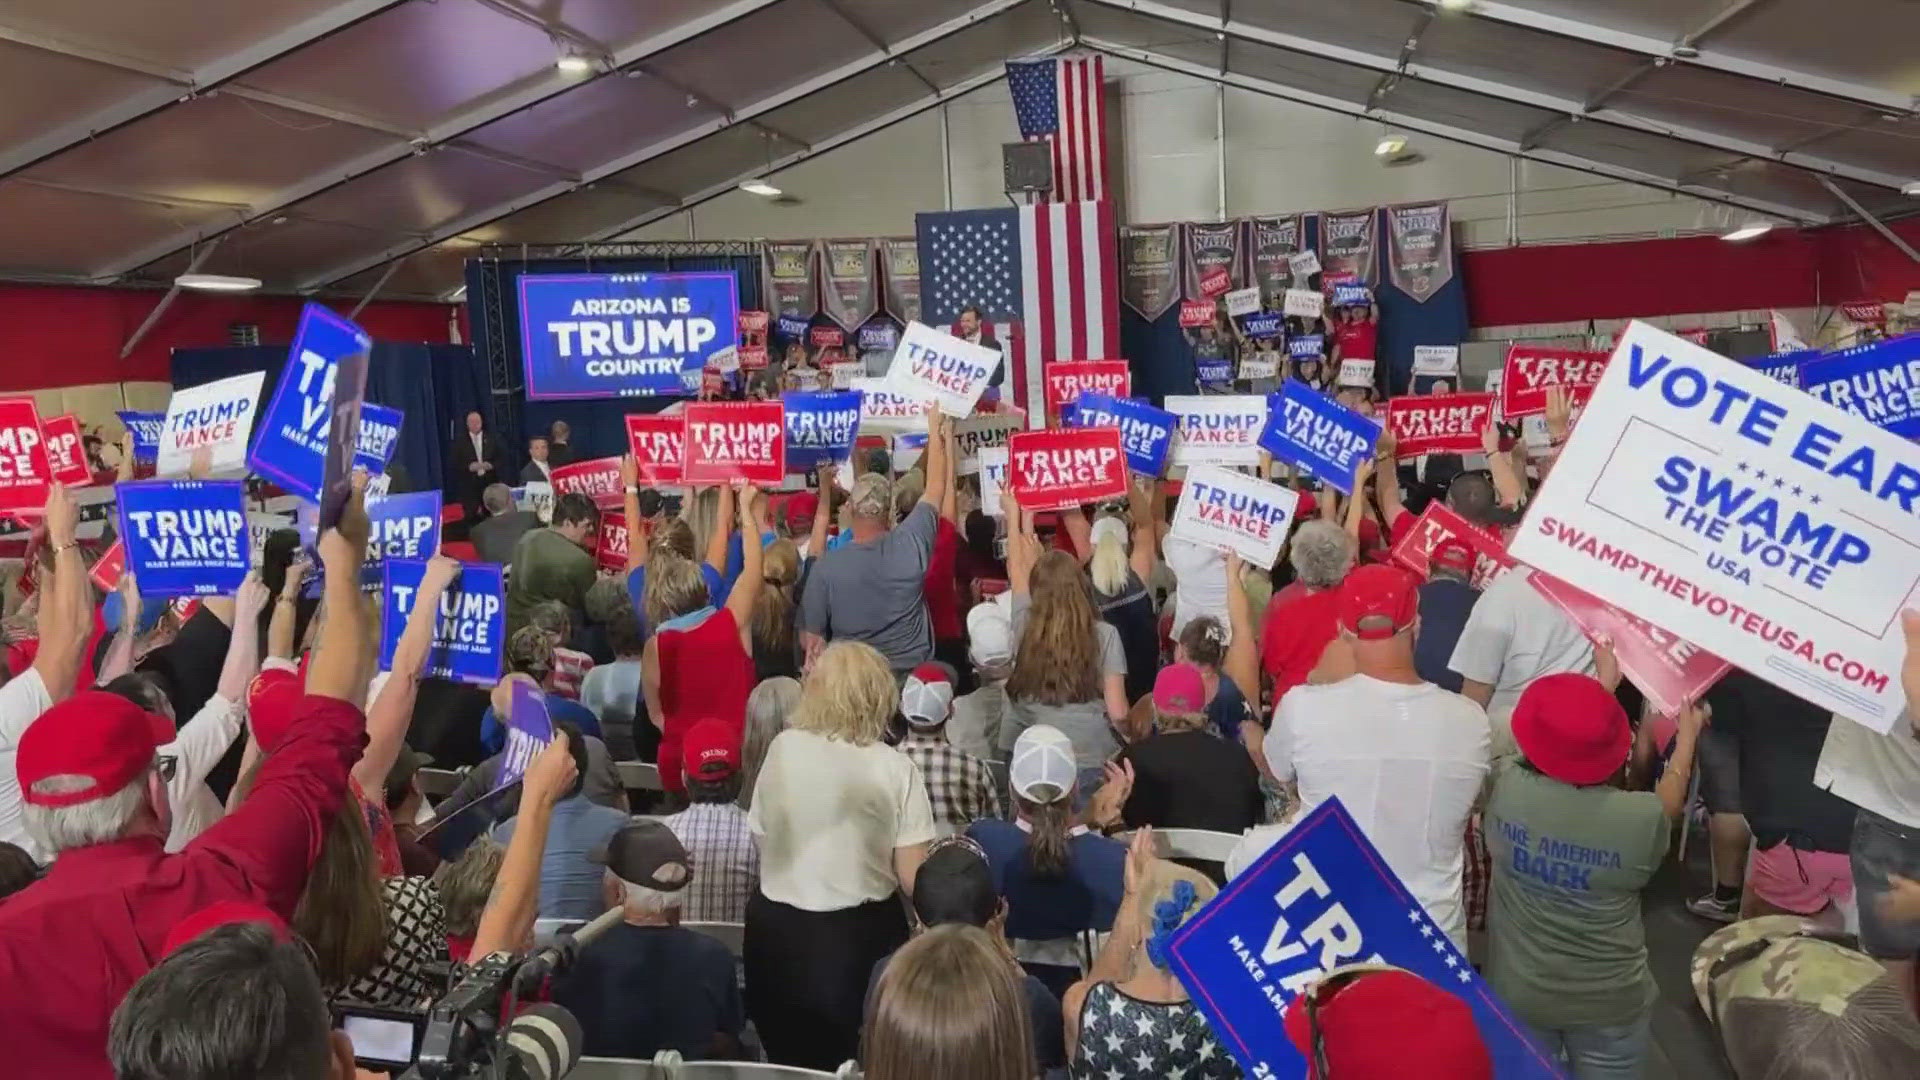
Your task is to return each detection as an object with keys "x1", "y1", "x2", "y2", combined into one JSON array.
[{"x1": 0, "y1": 0, "x2": 1913, "y2": 302}]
